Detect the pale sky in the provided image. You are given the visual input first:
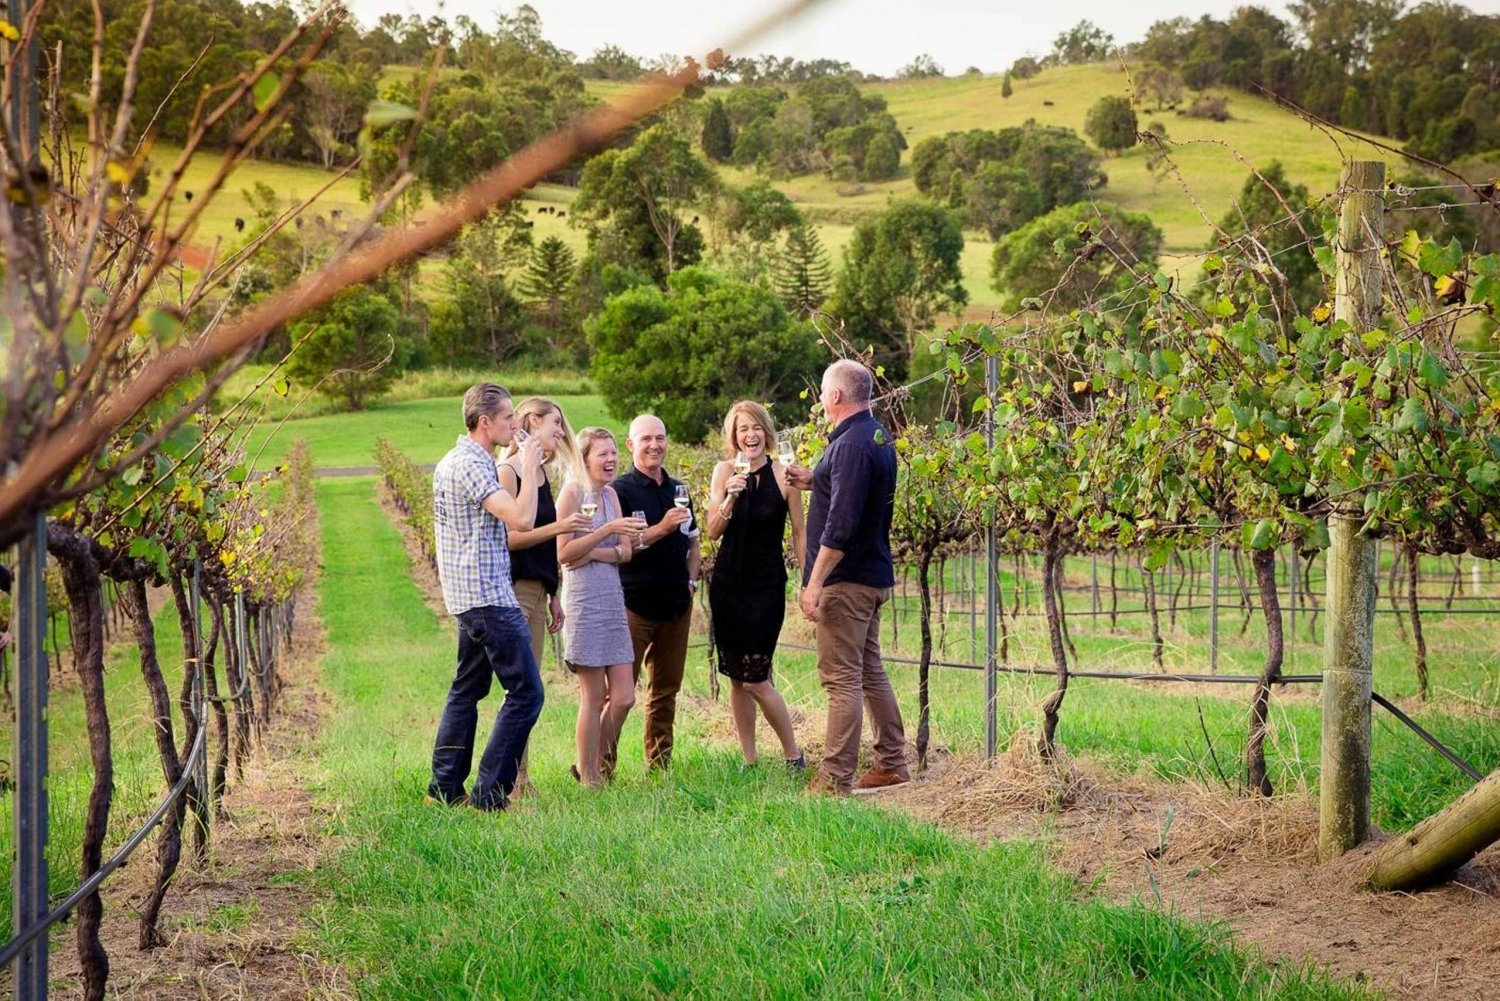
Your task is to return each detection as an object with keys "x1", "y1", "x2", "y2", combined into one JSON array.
[{"x1": 342, "y1": 0, "x2": 1500, "y2": 78}]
